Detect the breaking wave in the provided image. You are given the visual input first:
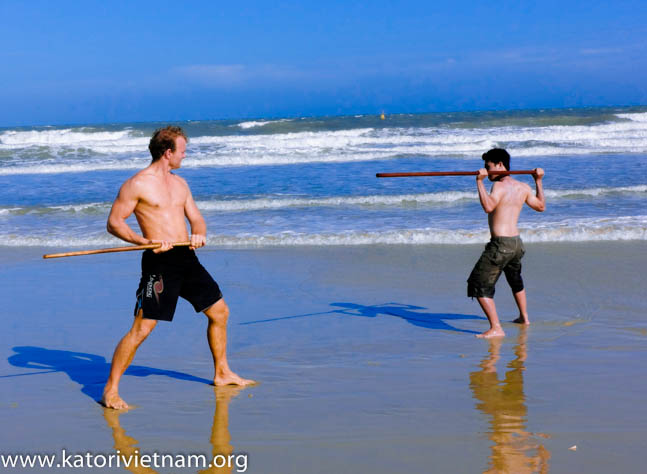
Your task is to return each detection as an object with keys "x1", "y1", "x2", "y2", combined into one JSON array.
[
  {"x1": 1, "y1": 185, "x2": 644, "y2": 216},
  {"x1": 3, "y1": 215, "x2": 645, "y2": 247},
  {"x1": 3, "y1": 112, "x2": 647, "y2": 175}
]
